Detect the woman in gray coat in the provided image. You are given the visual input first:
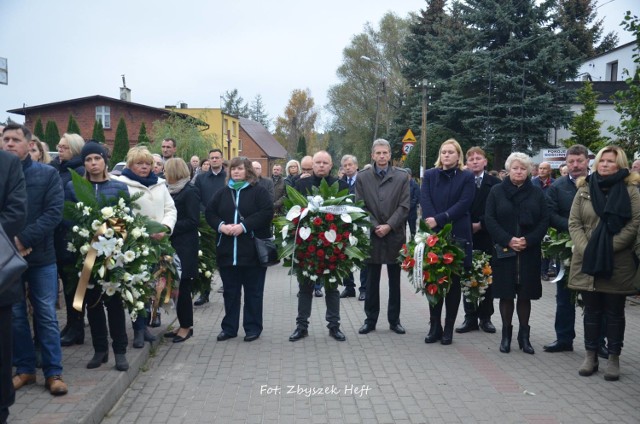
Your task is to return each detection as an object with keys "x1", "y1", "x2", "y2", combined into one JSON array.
[{"x1": 568, "y1": 146, "x2": 640, "y2": 381}]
